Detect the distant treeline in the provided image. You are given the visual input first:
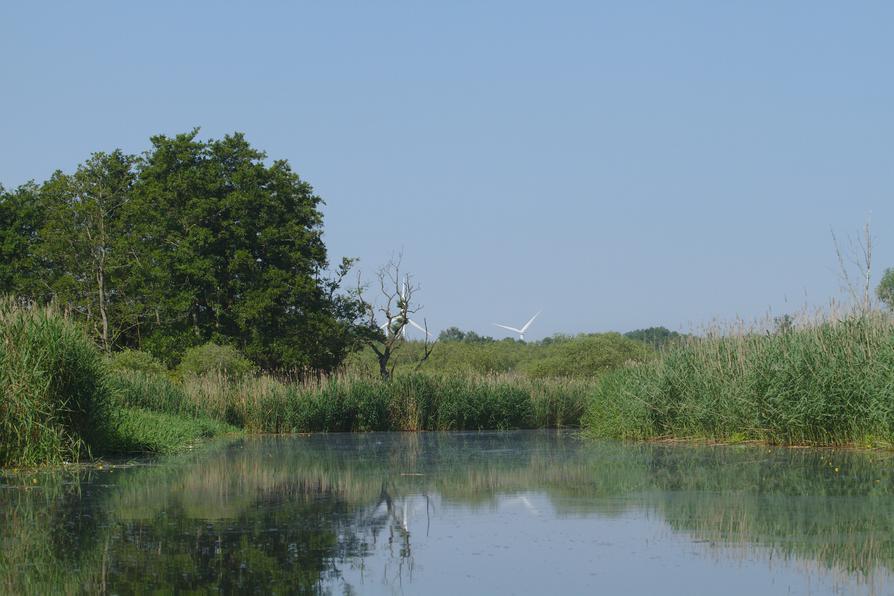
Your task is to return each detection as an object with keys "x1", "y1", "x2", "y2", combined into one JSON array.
[
  {"x1": 349, "y1": 331, "x2": 657, "y2": 378},
  {"x1": 438, "y1": 325, "x2": 684, "y2": 350},
  {"x1": 0, "y1": 130, "x2": 367, "y2": 371}
]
